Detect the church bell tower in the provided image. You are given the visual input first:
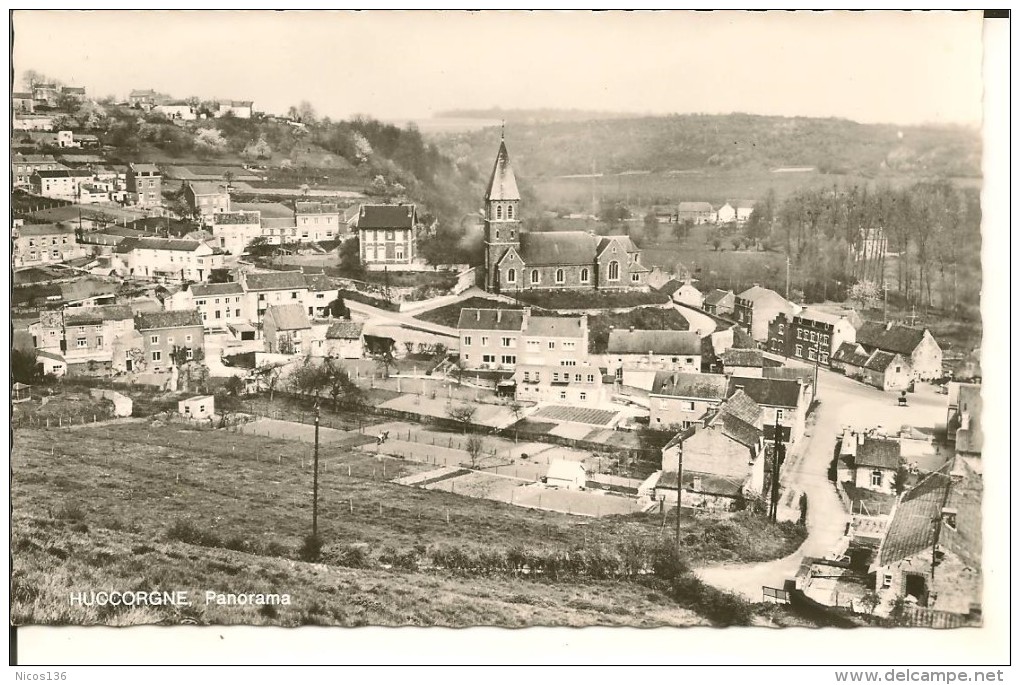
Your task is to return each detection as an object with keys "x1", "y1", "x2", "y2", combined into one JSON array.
[{"x1": 483, "y1": 128, "x2": 521, "y2": 292}]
